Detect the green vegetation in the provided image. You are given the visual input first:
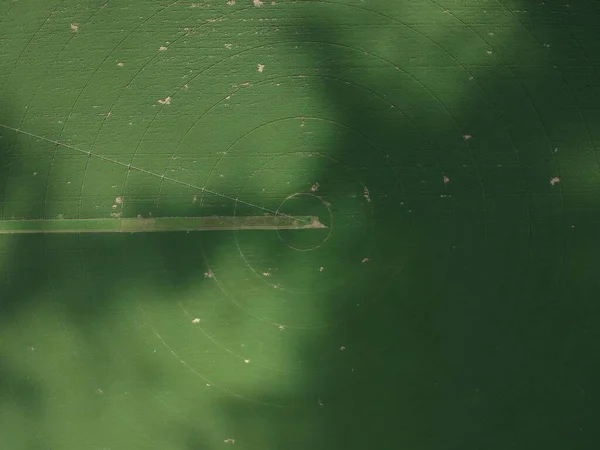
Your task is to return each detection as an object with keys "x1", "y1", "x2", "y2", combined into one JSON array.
[{"x1": 1, "y1": 1, "x2": 599, "y2": 449}]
